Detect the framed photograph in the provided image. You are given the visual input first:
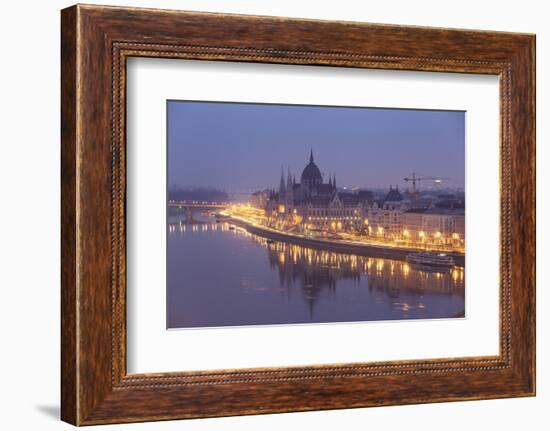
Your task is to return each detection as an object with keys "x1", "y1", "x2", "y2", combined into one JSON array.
[{"x1": 61, "y1": 4, "x2": 535, "y2": 425}]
